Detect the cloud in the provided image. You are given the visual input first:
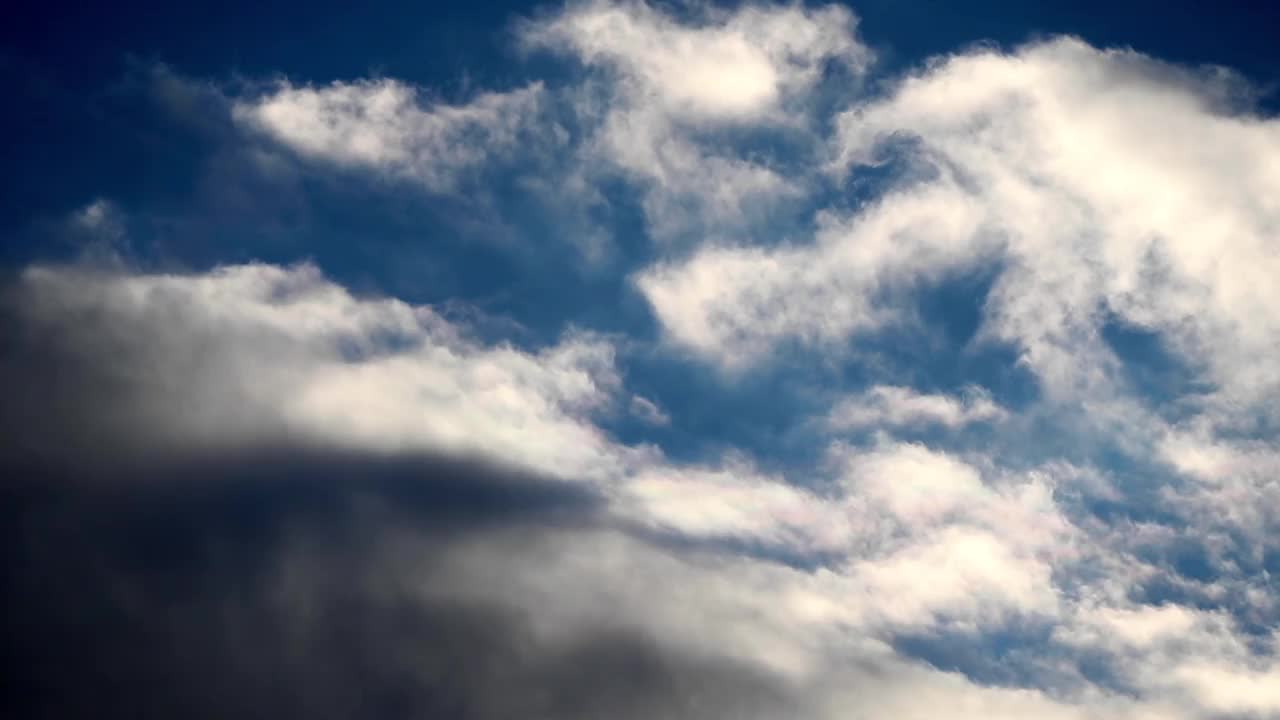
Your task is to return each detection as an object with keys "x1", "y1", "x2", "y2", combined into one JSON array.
[
  {"x1": 637, "y1": 36, "x2": 1280, "y2": 420},
  {"x1": 523, "y1": 0, "x2": 867, "y2": 121},
  {"x1": 234, "y1": 80, "x2": 545, "y2": 190},
  {"x1": 836, "y1": 40, "x2": 1280, "y2": 416},
  {"x1": 627, "y1": 394, "x2": 670, "y2": 426},
  {"x1": 1155, "y1": 430, "x2": 1280, "y2": 561},
  {"x1": 614, "y1": 460, "x2": 852, "y2": 552},
  {"x1": 522, "y1": 1, "x2": 868, "y2": 240},
  {"x1": 0, "y1": 456, "x2": 1176, "y2": 720},
  {"x1": 8, "y1": 256, "x2": 1280, "y2": 719},
  {"x1": 828, "y1": 384, "x2": 1007, "y2": 430},
  {"x1": 0, "y1": 453, "x2": 805, "y2": 720},
  {"x1": 628, "y1": 42, "x2": 1280, "y2": 664},
  {"x1": 3, "y1": 262, "x2": 626, "y2": 480},
  {"x1": 1053, "y1": 600, "x2": 1280, "y2": 716}
]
